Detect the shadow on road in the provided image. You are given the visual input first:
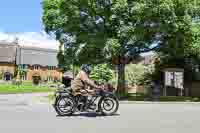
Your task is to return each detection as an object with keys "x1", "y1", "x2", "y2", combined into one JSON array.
[{"x1": 56, "y1": 112, "x2": 120, "y2": 118}]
